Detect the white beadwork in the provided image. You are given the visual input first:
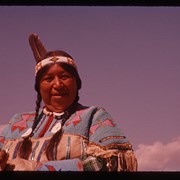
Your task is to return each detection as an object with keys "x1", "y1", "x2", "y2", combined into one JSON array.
[
  {"x1": 43, "y1": 107, "x2": 64, "y2": 118},
  {"x1": 21, "y1": 128, "x2": 33, "y2": 138},
  {"x1": 51, "y1": 122, "x2": 62, "y2": 133}
]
